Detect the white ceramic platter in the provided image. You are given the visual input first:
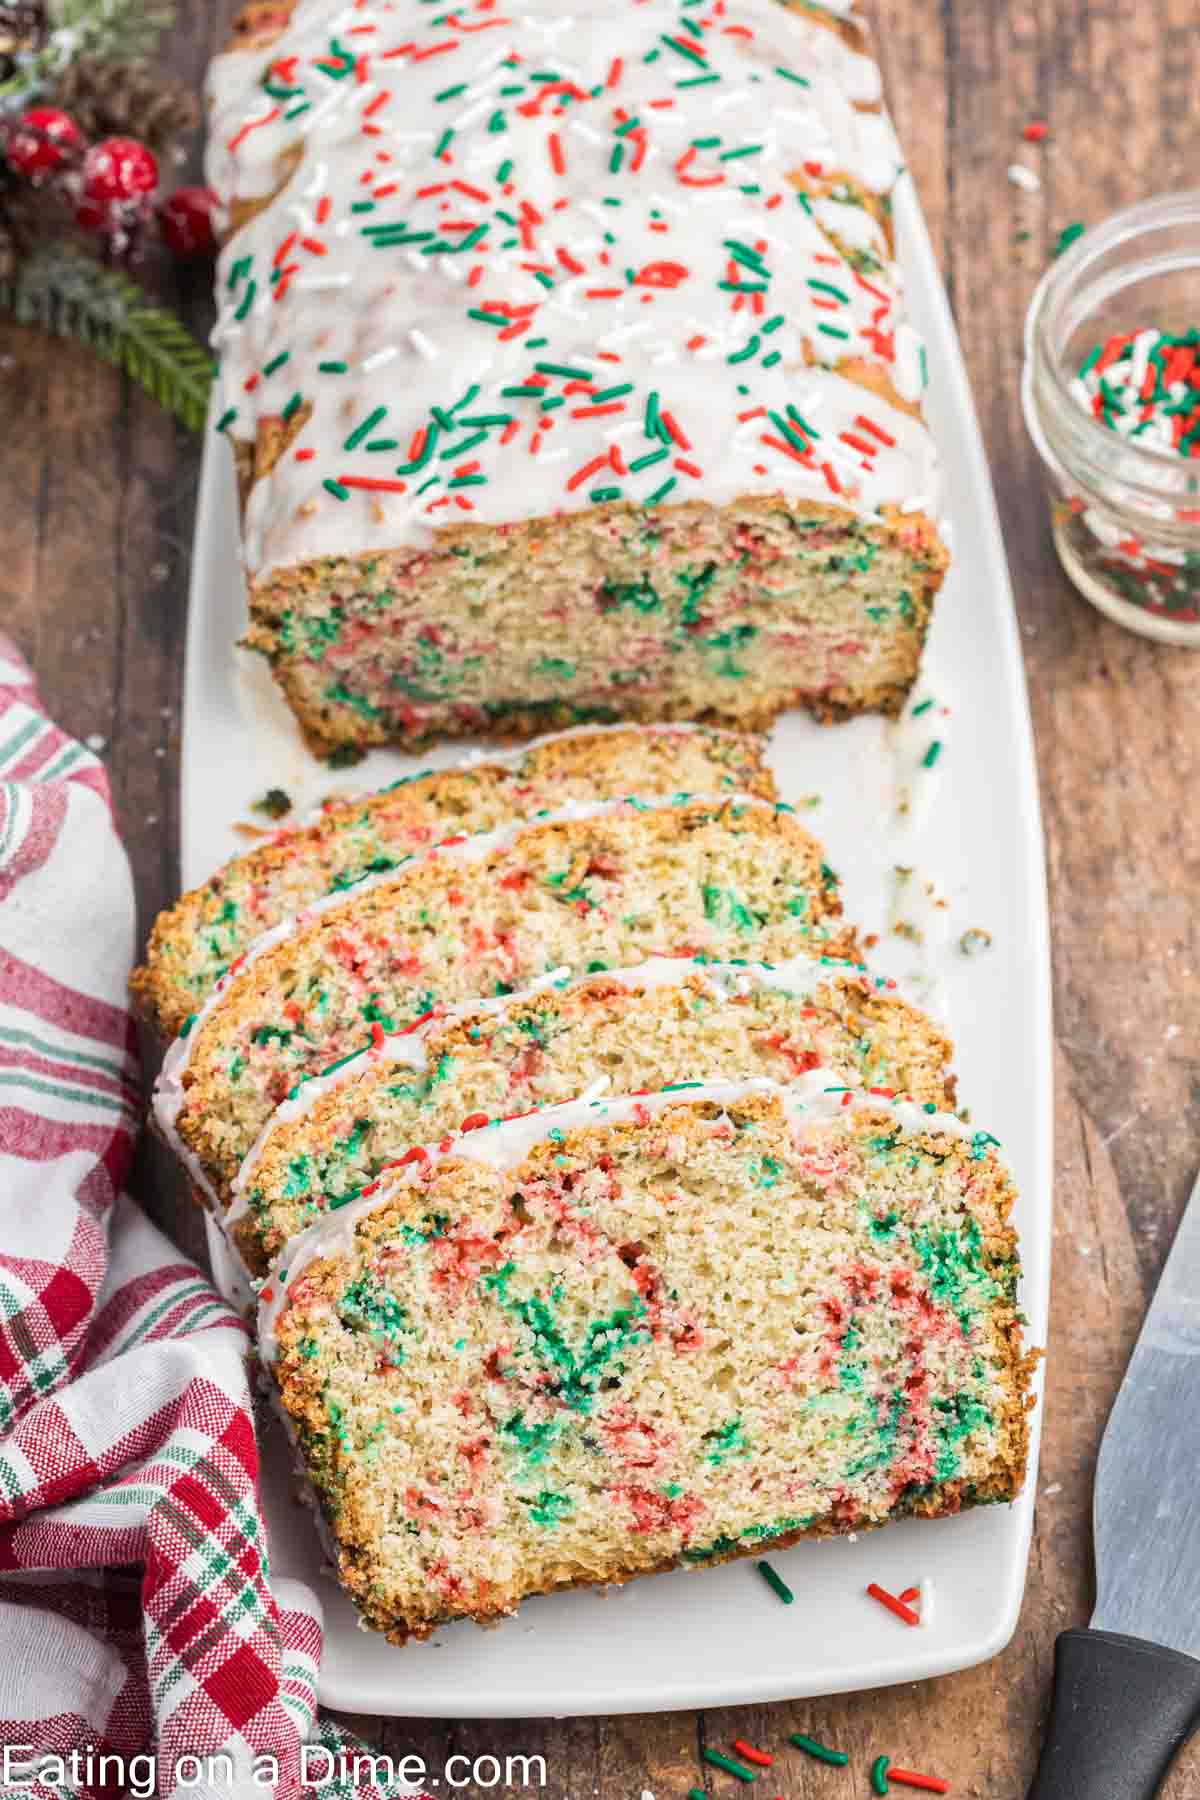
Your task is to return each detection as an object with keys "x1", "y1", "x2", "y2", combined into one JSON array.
[{"x1": 185, "y1": 169, "x2": 1051, "y2": 1718}]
